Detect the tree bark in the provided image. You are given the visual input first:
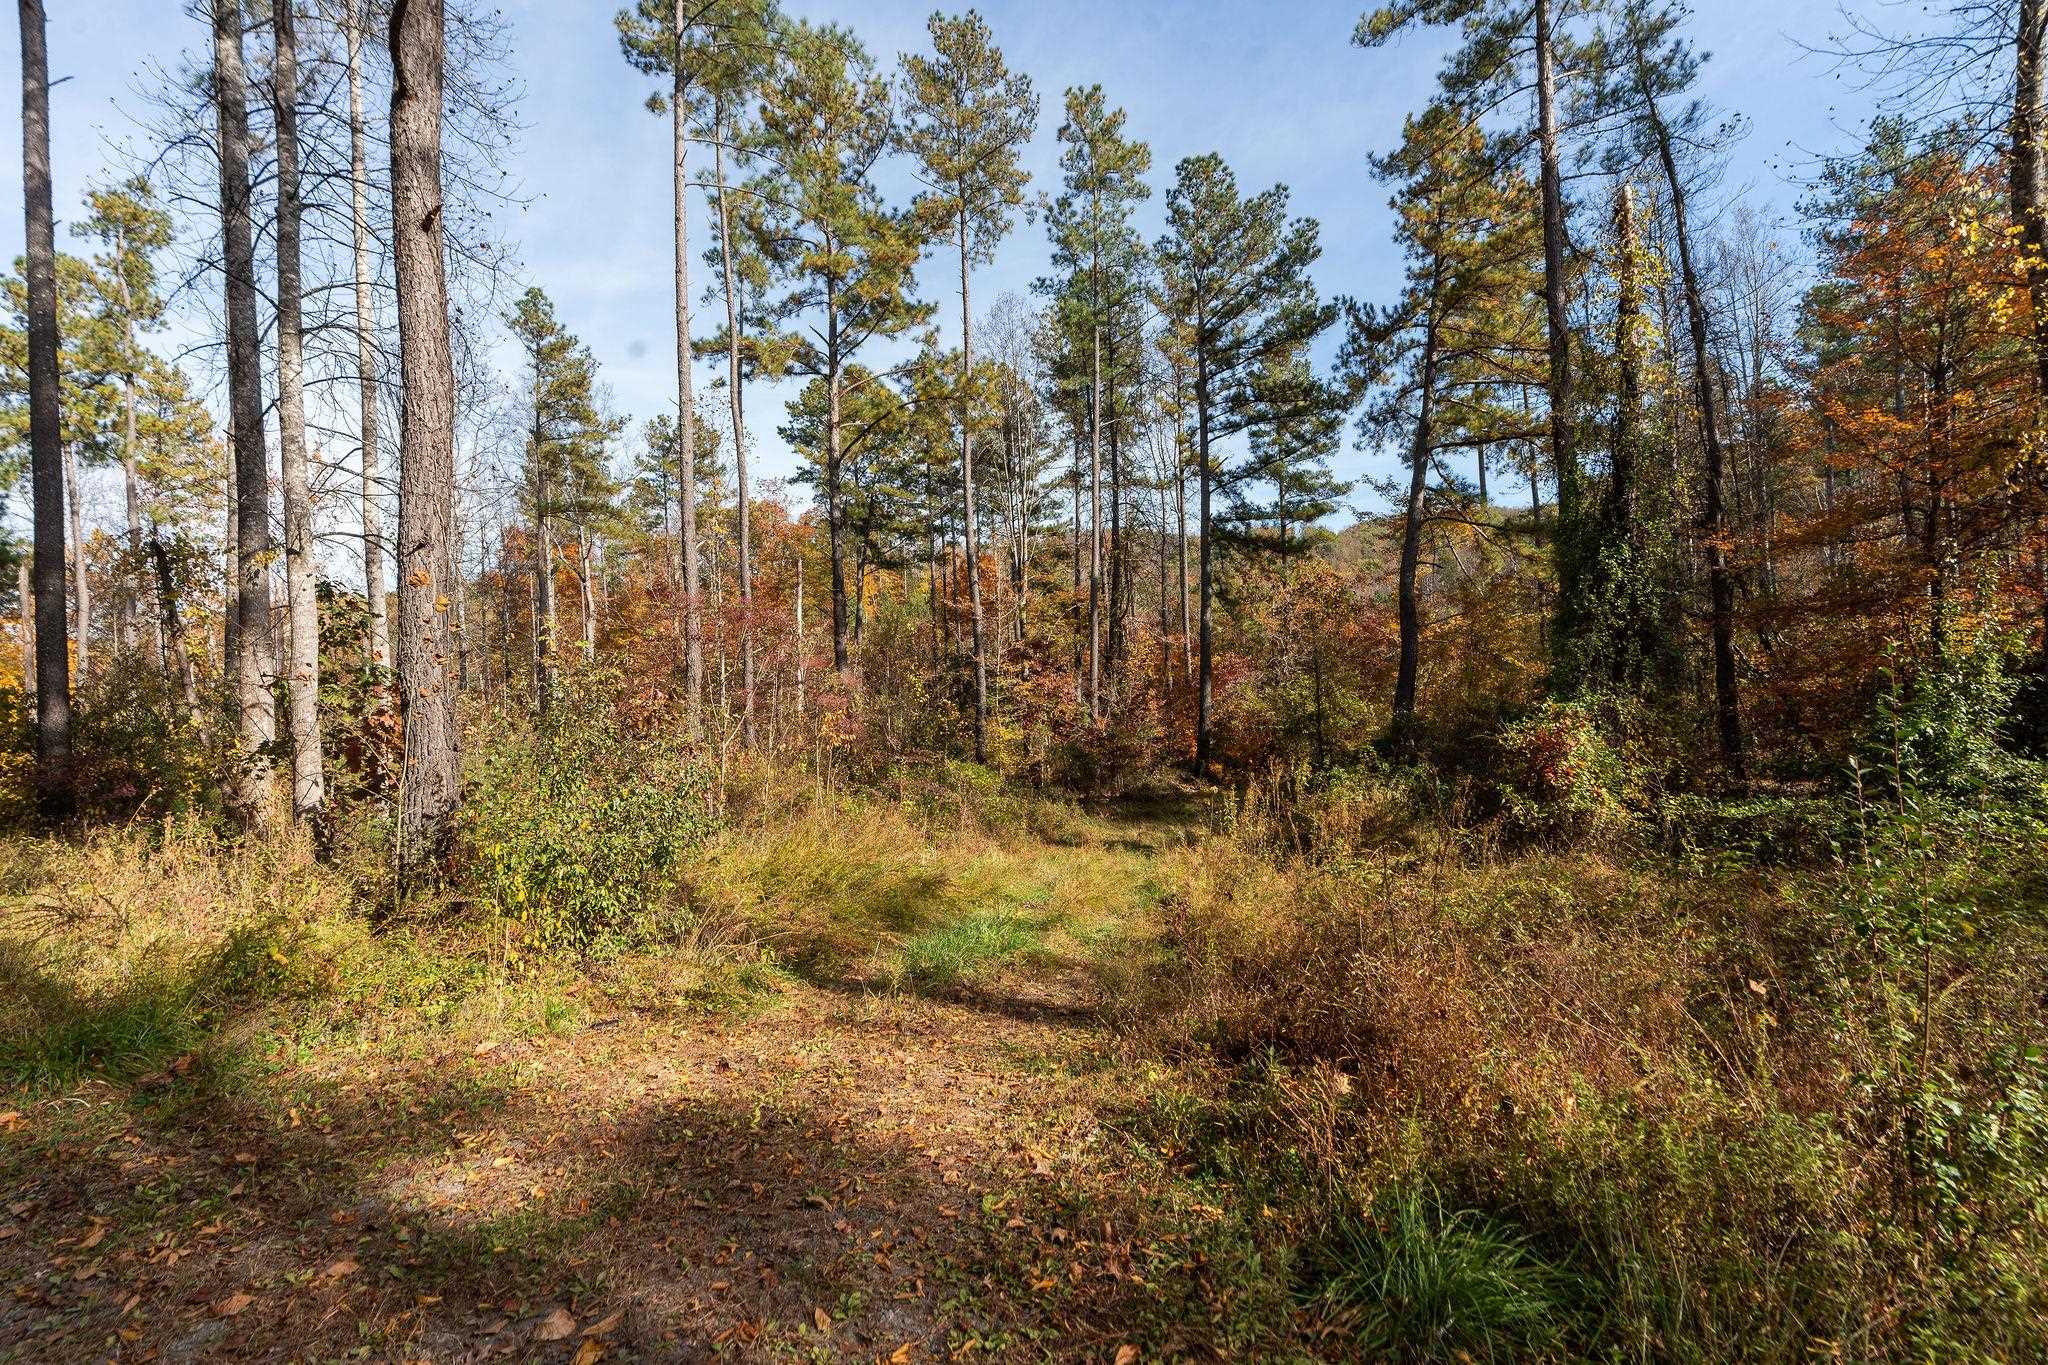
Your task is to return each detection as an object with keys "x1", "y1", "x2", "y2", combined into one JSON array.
[
  {"x1": 672, "y1": 8, "x2": 704, "y2": 736},
  {"x1": 214, "y1": 0, "x2": 277, "y2": 830},
  {"x1": 390, "y1": 0, "x2": 461, "y2": 866},
  {"x1": 347, "y1": 0, "x2": 390, "y2": 672},
  {"x1": 18, "y1": 0, "x2": 66, "y2": 815},
  {"x1": 274, "y1": 0, "x2": 325, "y2": 820}
]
